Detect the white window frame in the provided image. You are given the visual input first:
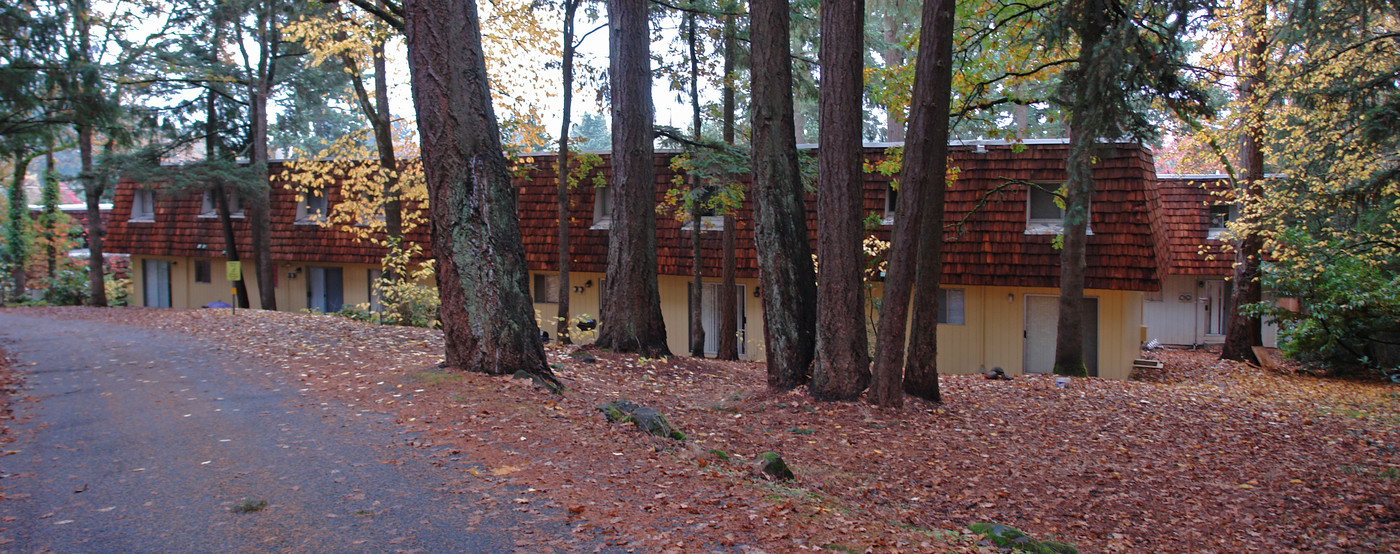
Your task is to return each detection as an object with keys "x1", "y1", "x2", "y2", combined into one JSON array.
[
  {"x1": 882, "y1": 183, "x2": 898, "y2": 225},
  {"x1": 295, "y1": 191, "x2": 328, "y2": 224},
  {"x1": 1206, "y1": 203, "x2": 1237, "y2": 240},
  {"x1": 533, "y1": 273, "x2": 561, "y2": 304},
  {"x1": 130, "y1": 189, "x2": 155, "y2": 221},
  {"x1": 591, "y1": 185, "x2": 613, "y2": 230},
  {"x1": 199, "y1": 190, "x2": 244, "y2": 218},
  {"x1": 937, "y1": 288, "x2": 965, "y2": 325},
  {"x1": 1025, "y1": 184, "x2": 1064, "y2": 235}
]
